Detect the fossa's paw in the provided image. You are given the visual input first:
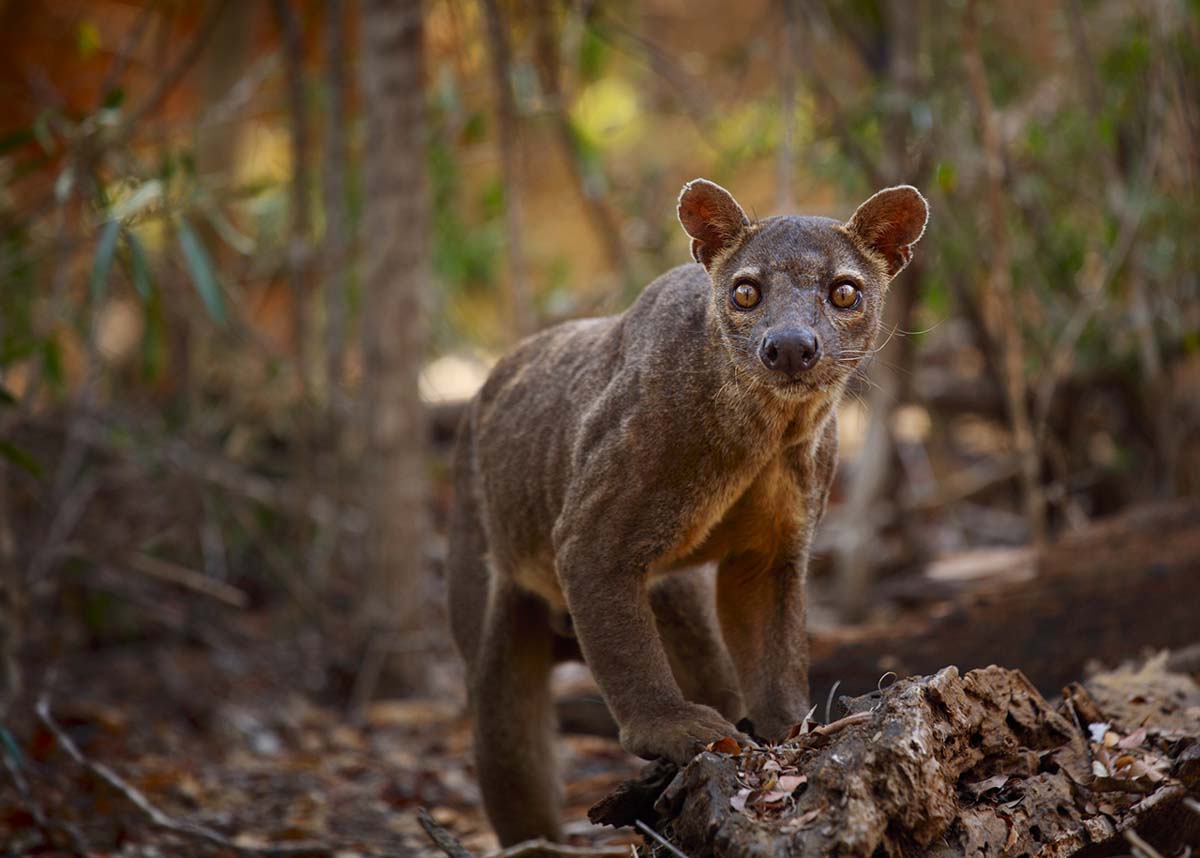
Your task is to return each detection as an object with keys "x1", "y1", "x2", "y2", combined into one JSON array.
[{"x1": 619, "y1": 702, "x2": 750, "y2": 765}]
